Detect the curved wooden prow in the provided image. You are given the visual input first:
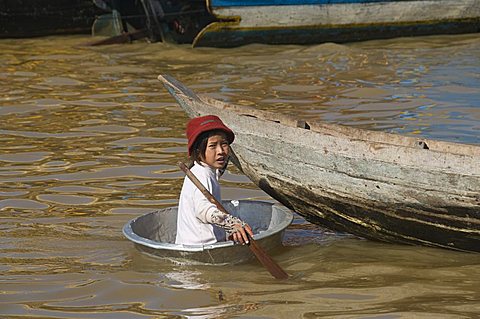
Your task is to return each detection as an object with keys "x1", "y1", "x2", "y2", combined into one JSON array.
[{"x1": 158, "y1": 74, "x2": 204, "y2": 118}]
